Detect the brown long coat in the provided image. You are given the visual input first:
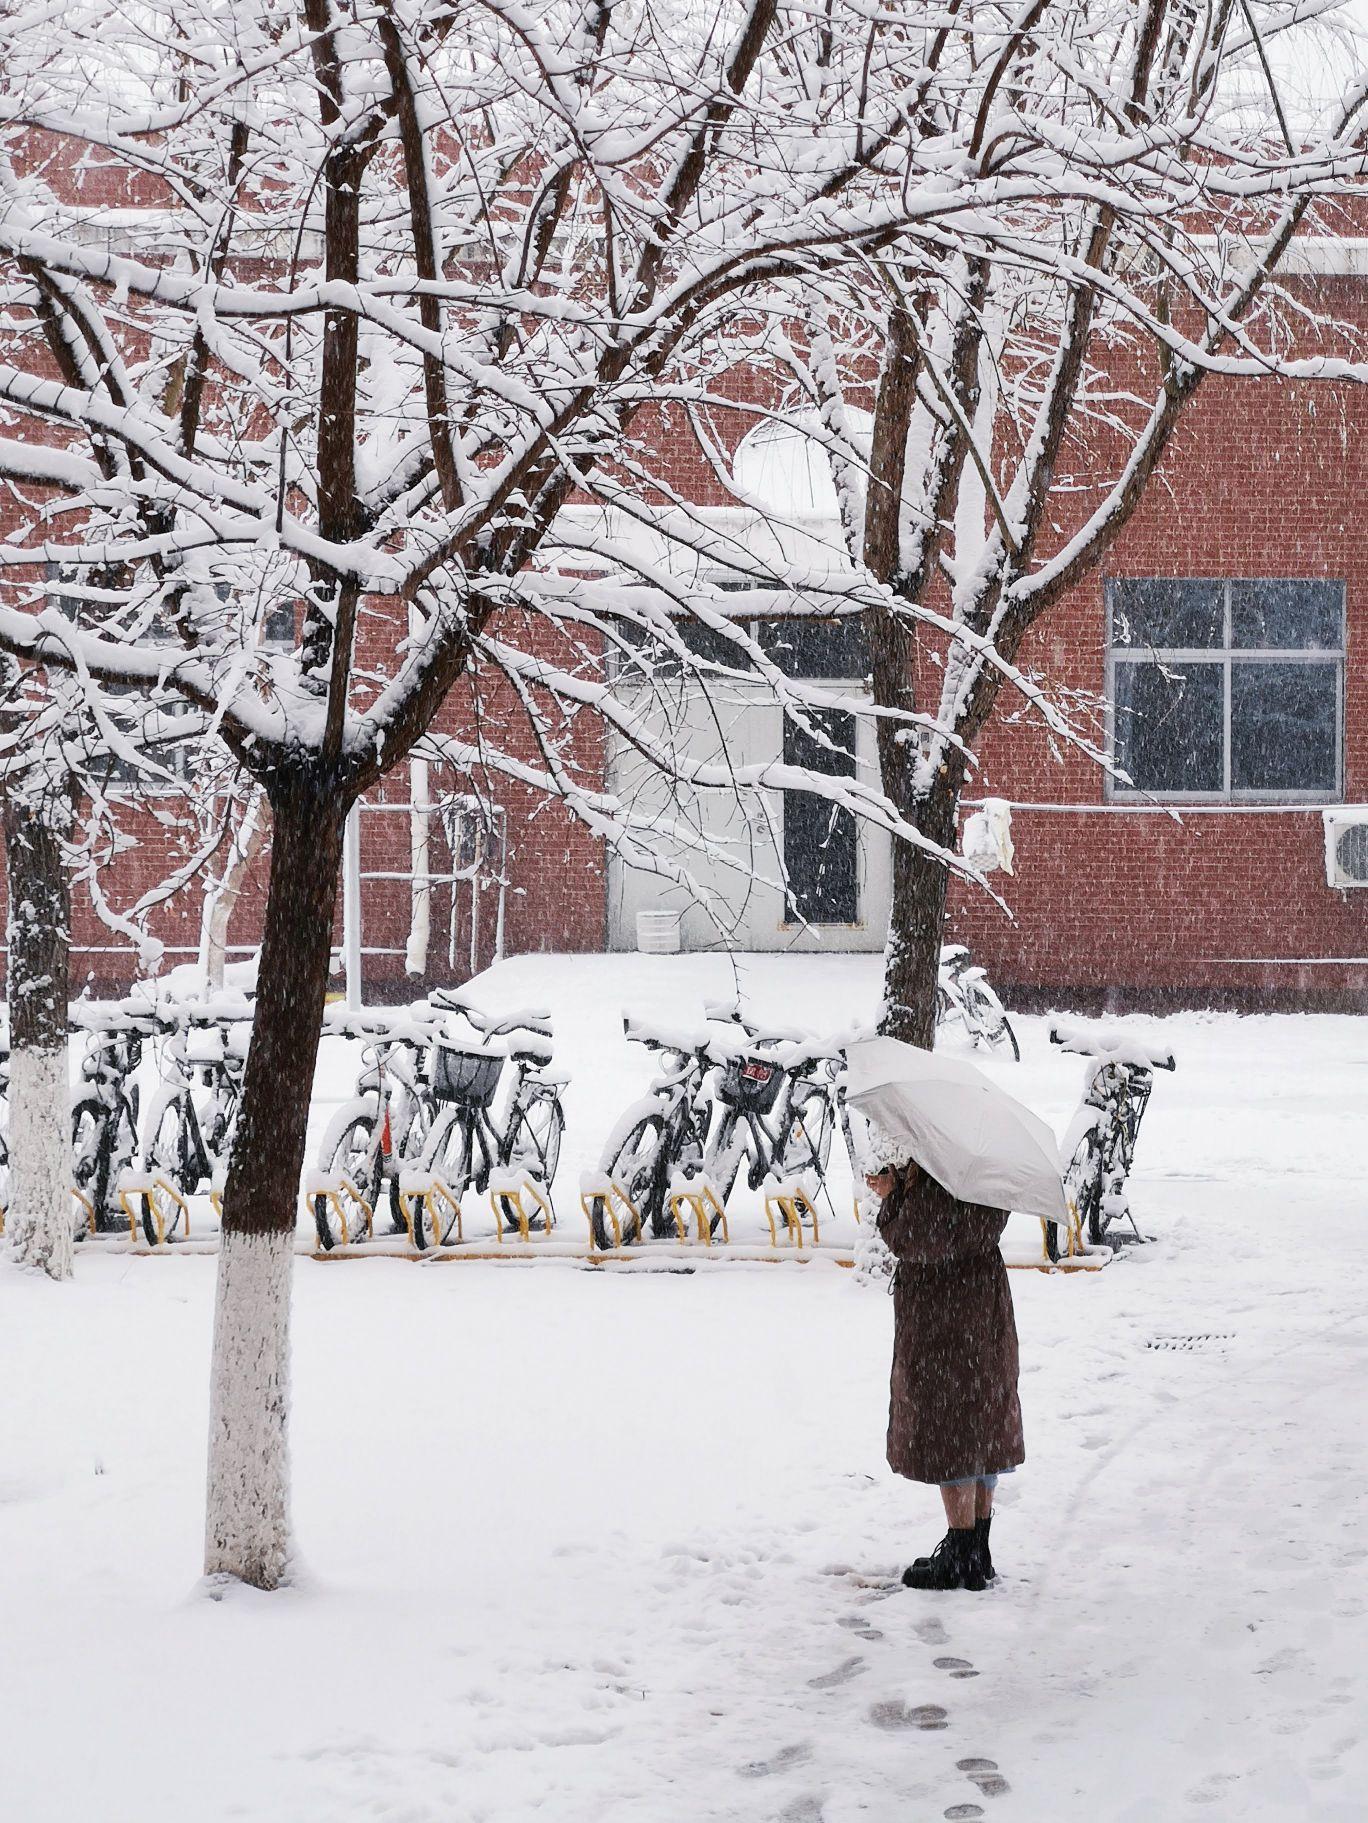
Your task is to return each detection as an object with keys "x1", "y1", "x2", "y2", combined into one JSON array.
[{"x1": 878, "y1": 1168, "x2": 1025, "y2": 1484}]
